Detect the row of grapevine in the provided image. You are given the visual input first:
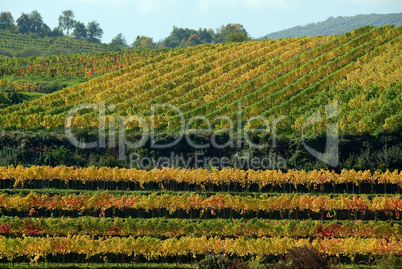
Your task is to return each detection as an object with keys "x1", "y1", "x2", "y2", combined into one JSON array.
[
  {"x1": 1, "y1": 217, "x2": 402, "y2": 239},
  {"x1": 1, "y1": 166, "x2": 400, "y2": 187},
  {"x1": 1, "y1": 192, "x2": 402, "y2": 219},
  {"x1": 0, "y1": 235, "x2": 400, "y2": 262}
]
